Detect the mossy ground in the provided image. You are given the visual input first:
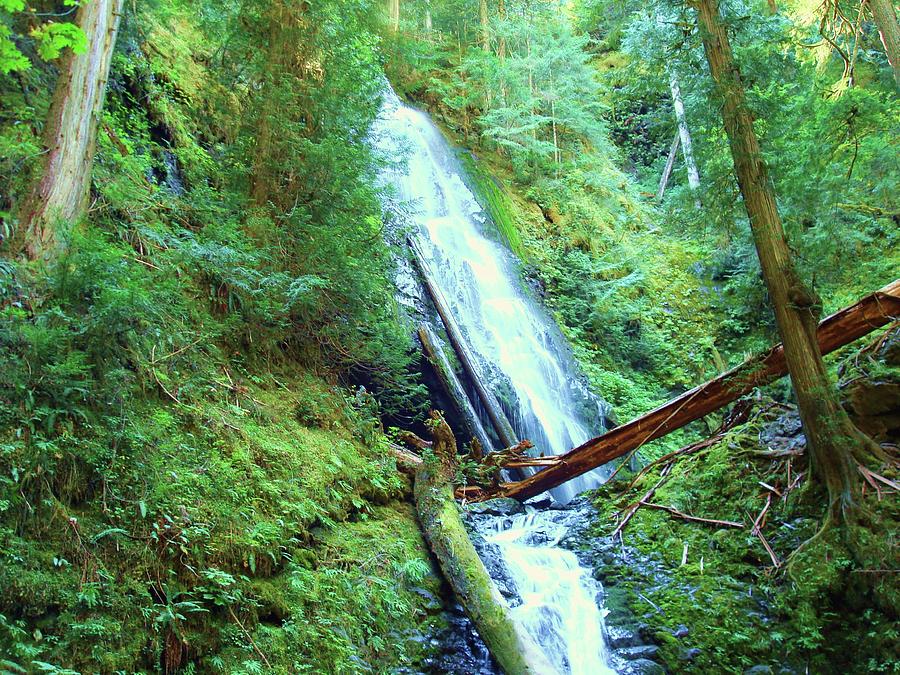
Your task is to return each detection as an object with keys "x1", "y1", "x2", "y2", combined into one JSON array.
[
  {"x1": 0, "y1": 367, "x2": 448, "y2": 673},
  {"x1": 587, "y1": 391, "x2": 899, "y2": 674}
]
